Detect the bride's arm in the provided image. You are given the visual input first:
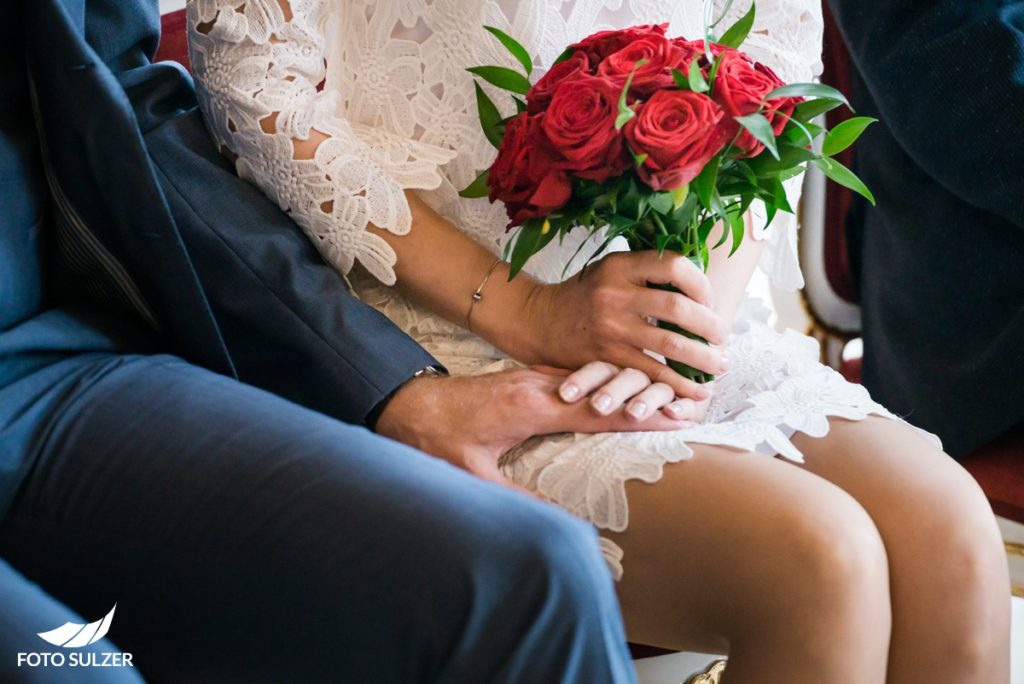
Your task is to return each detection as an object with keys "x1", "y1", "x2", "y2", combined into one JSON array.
[{"x1": 188, "y1": 0, "x2": 728, "y2": 402}]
